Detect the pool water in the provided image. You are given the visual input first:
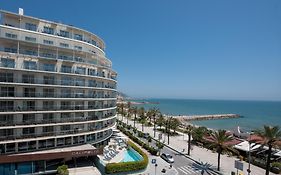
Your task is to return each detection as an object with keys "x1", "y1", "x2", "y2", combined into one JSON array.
[{"x1": 122, "y1": 148, "x2": 143, "y2": 162}]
